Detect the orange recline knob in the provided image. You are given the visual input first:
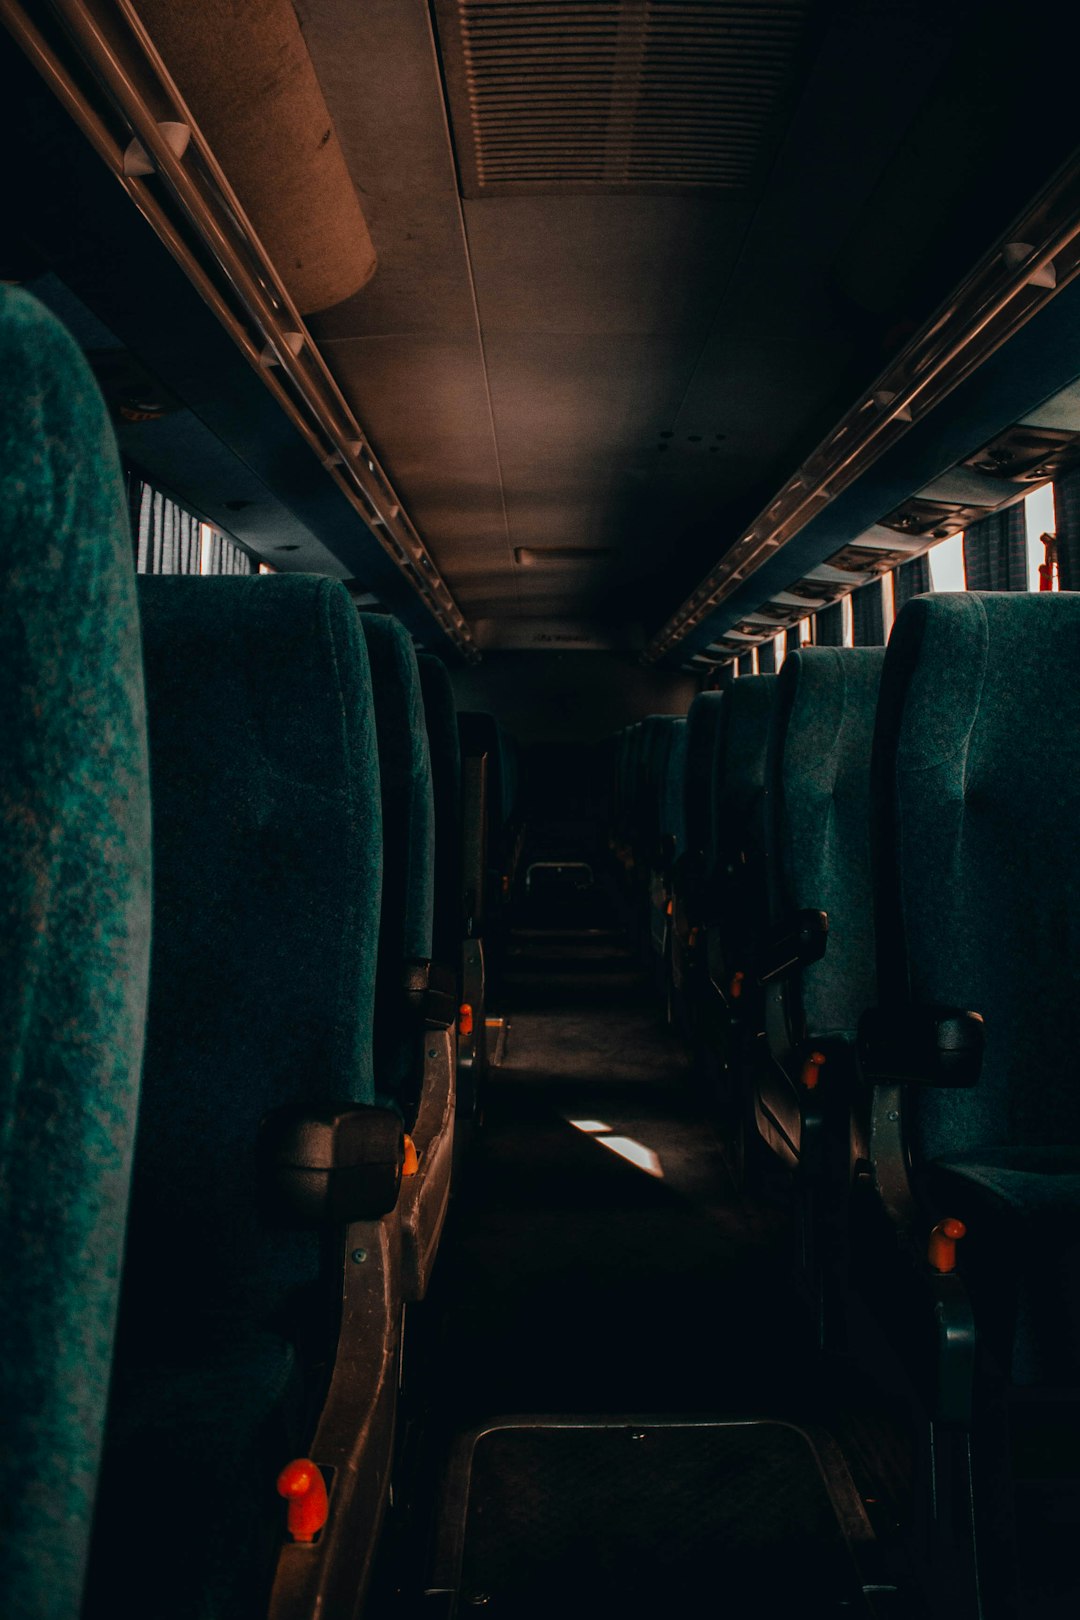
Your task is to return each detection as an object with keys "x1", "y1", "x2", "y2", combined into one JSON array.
[
  {"x1": 928, "y1": 1217, "x2": 967, "y2": 1274},
  {"x1": 403, "y1": 1134, "x2": 419, "y2": 1176},
  {"x1": 458, "y1": 1002, "x2": 474, "y2": 1037},
  {"x1": 277, "y1": 1458, "x2": 329, "y2": 1543},
  {"x1": 800, "y1": 1051, "x2": 826, "y2": 1091},
  {"x1": 729, "y1": 970, "x2": 745, "y2": 1000}
]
